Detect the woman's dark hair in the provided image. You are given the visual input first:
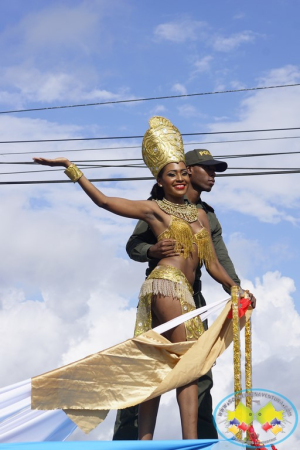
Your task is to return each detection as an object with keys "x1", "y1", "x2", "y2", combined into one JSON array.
[
  {"x1": 150, "y1": 168, "x2": 164, "y2": 200},
  {"x1": 150, "y1": 182, "x2": 164, "y2": 200}
]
